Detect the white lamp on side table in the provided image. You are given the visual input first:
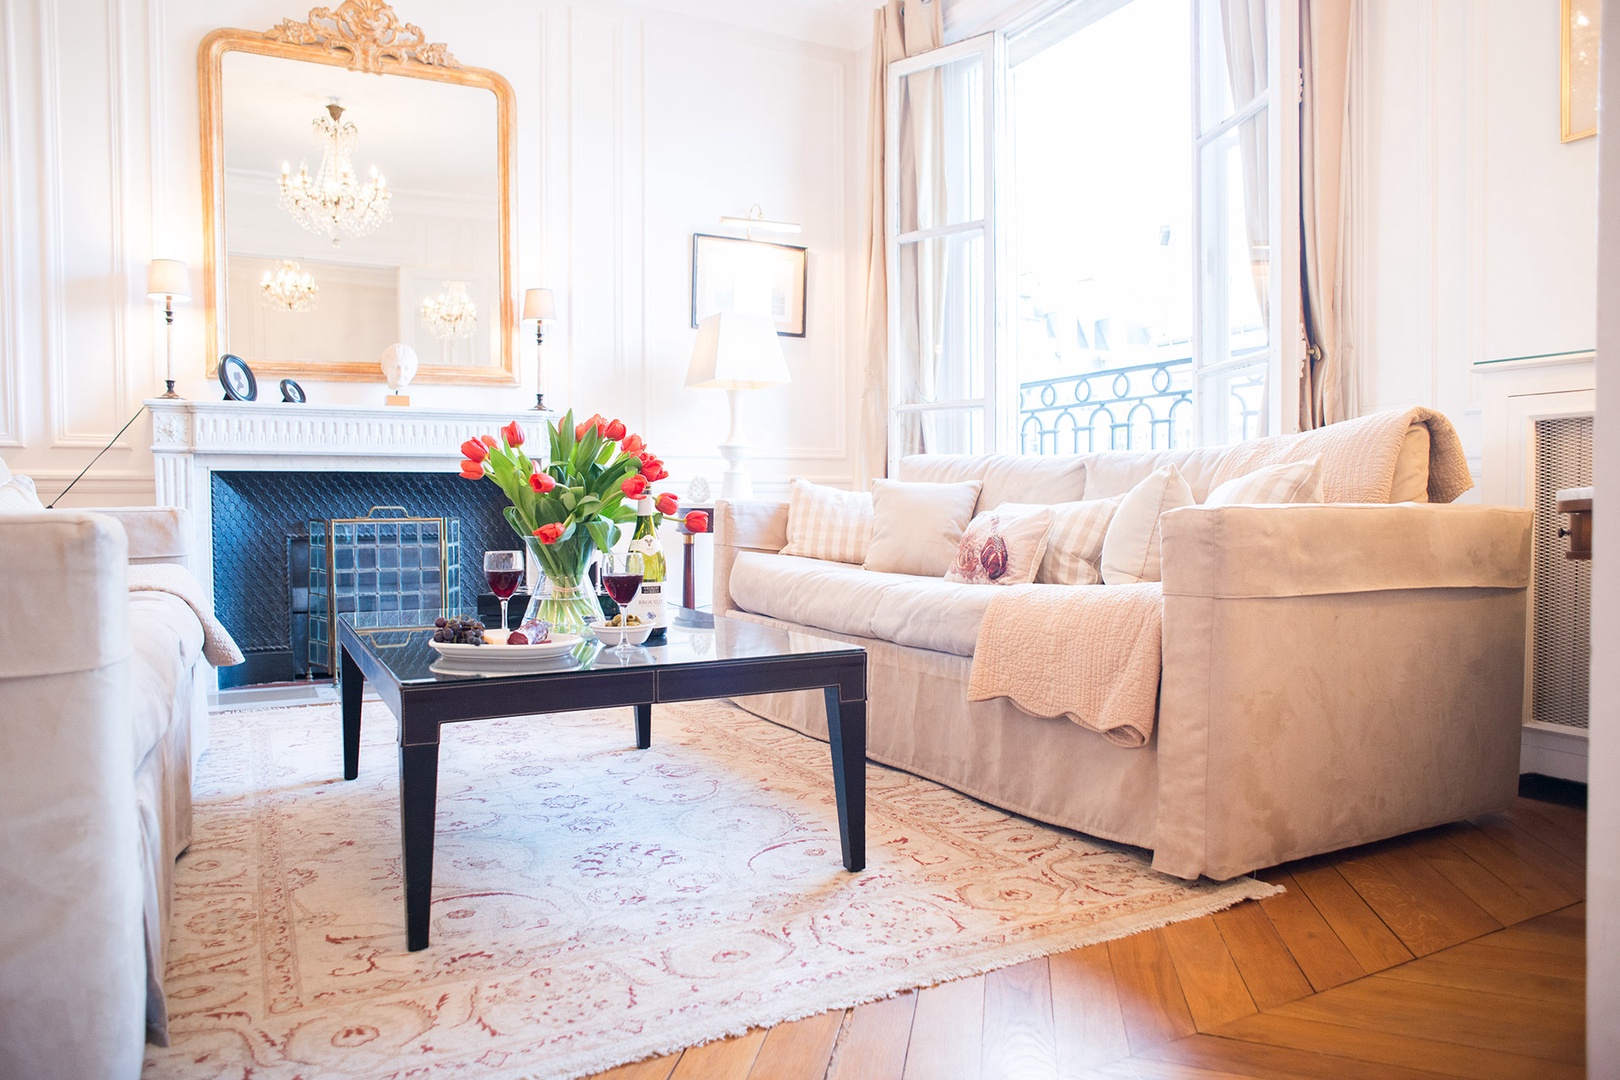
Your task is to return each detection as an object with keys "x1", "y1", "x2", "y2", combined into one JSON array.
[
  {"x1": 147, "y1": 259, "x2": 190, "y2": 399},
  {"x1": 685, "y1": 312, "x2": 790, "y2": 500}
]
